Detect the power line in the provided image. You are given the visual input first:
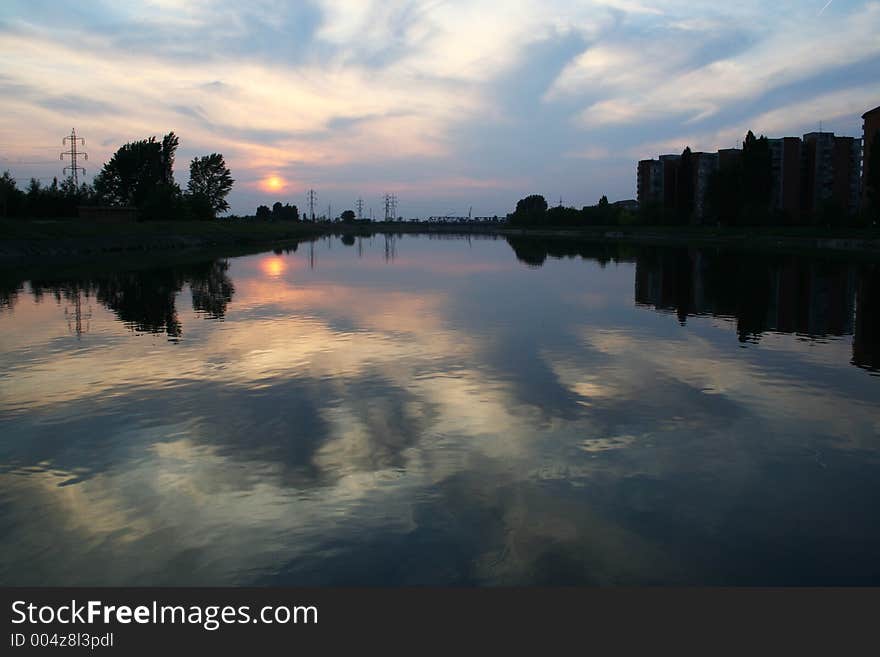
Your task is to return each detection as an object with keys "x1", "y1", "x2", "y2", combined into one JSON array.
[{"x1": 60, "y1": 128, "x2": 87, "y2": 185}]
